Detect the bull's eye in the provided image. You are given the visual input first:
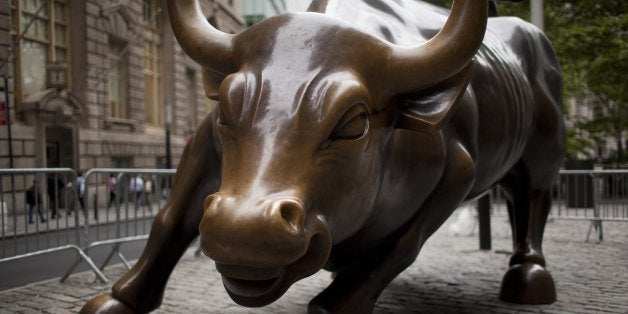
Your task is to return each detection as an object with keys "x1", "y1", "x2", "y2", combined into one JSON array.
[{"x1": 331, "y1": 105, "x2": 369, "y2": 141}]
